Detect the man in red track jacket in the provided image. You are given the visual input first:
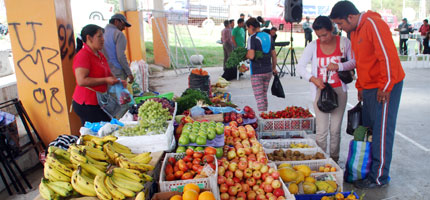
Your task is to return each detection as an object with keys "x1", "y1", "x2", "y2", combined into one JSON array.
[{"x1": 330, "y1": 1, "x2": 405, "y2": 189}]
